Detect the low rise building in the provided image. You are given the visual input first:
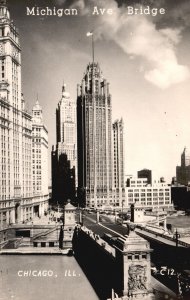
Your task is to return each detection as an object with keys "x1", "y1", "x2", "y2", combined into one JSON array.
[
  {"x1": 125, "y1": 177, "x2": 172, "y2": 210},
  {"x1": 126, "y1": 177, "x2": 149, "y2": 188}
]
